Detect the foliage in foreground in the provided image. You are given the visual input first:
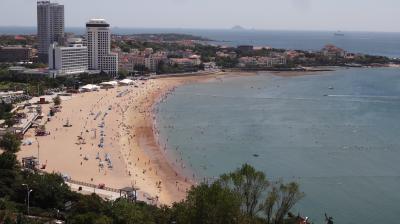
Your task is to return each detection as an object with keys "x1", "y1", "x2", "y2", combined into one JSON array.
[
  {"x1": 0, "y1": 132, "x2": 306, "y2": 224},
  {"x1": 53, "y1": 95, "x2": 61, "y2": 106},
  {"x1": 0, "y1": 132, "x2": 21, "y2": 153}
]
